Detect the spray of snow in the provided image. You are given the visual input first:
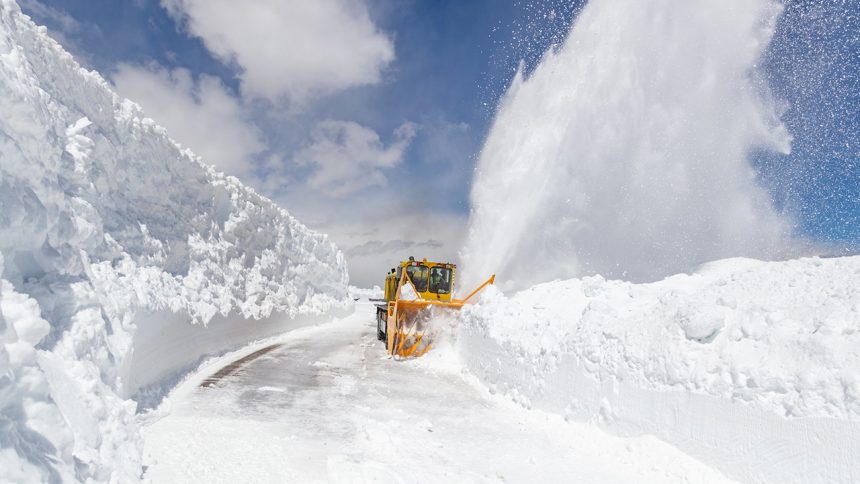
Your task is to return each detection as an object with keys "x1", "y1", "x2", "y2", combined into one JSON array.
[
  {"x1": 0, "y1": 2, "x2": 349, "y2": 481},
  {"x1": 454, "y1": 3, "x2": 860, "y2": 481},
  {"x1": 462, "y1": 0, "x2": 794, "y2": 290}
]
